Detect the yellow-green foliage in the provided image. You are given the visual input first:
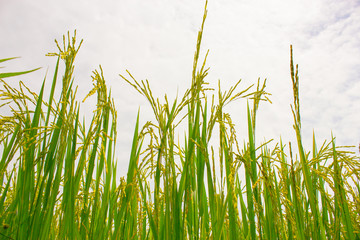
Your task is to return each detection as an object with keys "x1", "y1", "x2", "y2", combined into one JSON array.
[{"x1": 0, "y1": 1, "x2": 359, "y2": 239}]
